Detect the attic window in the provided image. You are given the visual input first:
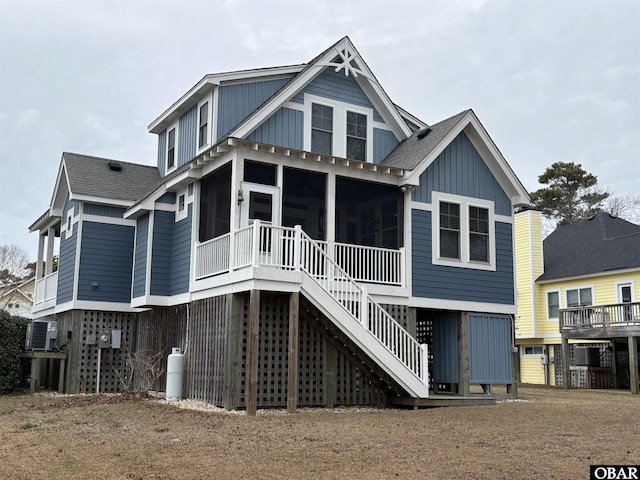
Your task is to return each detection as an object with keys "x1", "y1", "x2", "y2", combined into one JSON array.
[{"x1": 108, "y1": 162, "x2": 122, "y2": 171}]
